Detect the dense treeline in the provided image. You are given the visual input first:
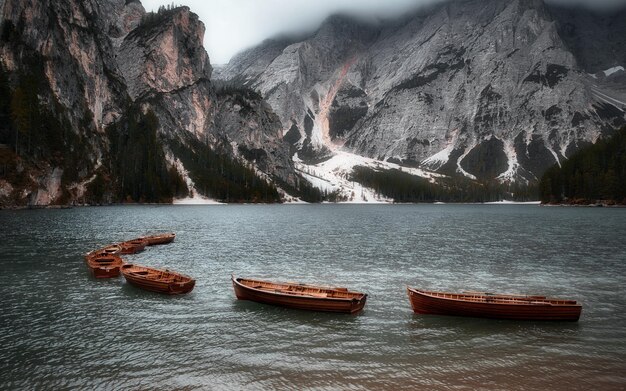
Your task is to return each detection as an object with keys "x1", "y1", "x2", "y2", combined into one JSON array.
[
  {"x1": 213, "y1": 80, "x2": 261, "y2": 99},
  {"x1": 540, "y1": 126, "x2": 626, "y2": 204},
  {"x1": 167, "y1": 135, "x2": 281, "y2": 203},
  {"x1": 105, "y1": 108, "x2": 188, "y2": 203},
  {"x1": 139, "y1": 3, "x2": 183, "y2": 30},
  {"x1": 0, "y1": 61, "x2": 92, "y2": 200},
  {"x1": 351, "y1": 166, "x2": 538, "y2": 203},
  {"x1": 0, "y1": 56, "x2": 191, "y2": 205},
  {"x1": 273, "y1": 174, "x2": 327, "y2": 203}
]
